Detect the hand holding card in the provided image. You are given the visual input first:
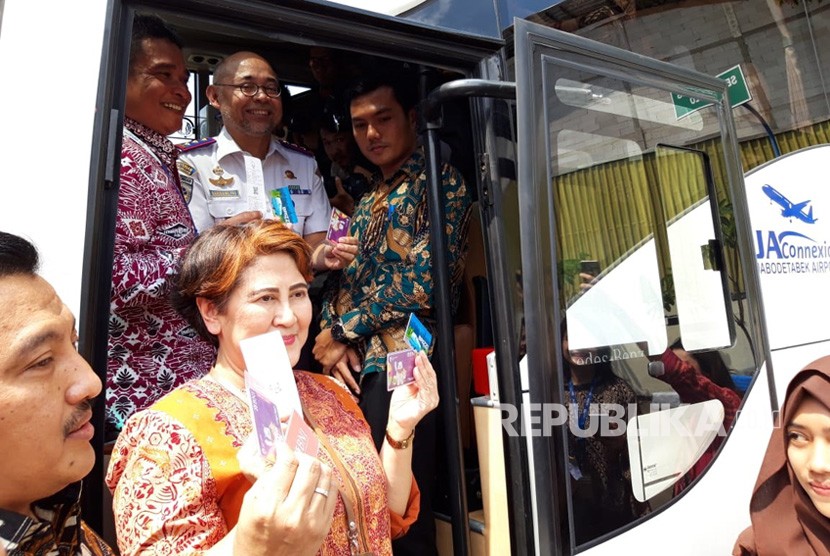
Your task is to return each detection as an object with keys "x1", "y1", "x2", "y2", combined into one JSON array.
[
  {"x1": 326, "y1": 207, "x2": 351, "y2": 243},
  {"x1": 387, "y1": 350, "x2": 440, "y2": 435}
]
